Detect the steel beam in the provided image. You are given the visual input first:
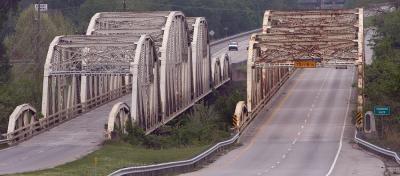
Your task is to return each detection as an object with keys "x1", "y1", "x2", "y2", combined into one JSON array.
[{"x1": 236, "y1": 8, "x2": 364, "y2": 130}]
